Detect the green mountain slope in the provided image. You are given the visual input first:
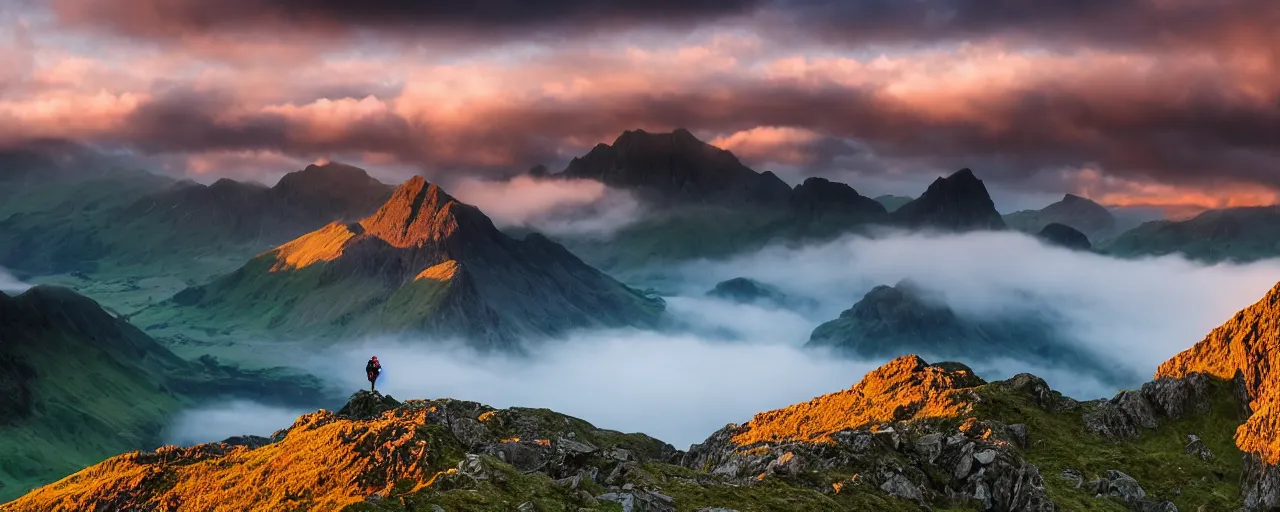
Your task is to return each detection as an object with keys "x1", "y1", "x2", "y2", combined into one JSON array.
[
  {"x1": 139, "y1": 176, "x2": 665, "y2": 349},
  {"x1": 0, "y1": 285, "x2": 325, "y2": 501}
]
